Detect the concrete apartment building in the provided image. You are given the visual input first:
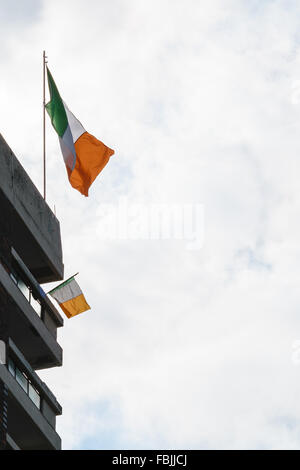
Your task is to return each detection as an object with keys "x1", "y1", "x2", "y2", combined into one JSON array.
[{"x1": 0, "y1": 134, "x2": 64, "y2": 450}]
